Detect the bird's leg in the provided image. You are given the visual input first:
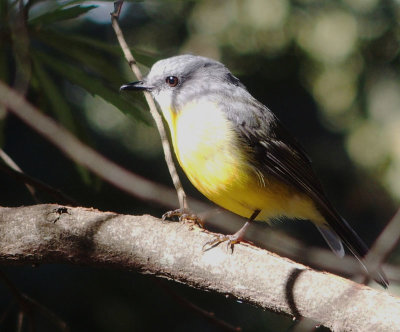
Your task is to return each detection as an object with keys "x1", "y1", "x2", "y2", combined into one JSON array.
[
  {"x1": 203, "y1": 209, "x2": 261, "y2": 252},
  {"x1": 162, "y1": 208, "x2": 205, "y2": 228}
]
